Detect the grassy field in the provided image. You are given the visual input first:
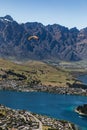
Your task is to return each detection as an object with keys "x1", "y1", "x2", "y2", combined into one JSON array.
[
  {"x1": 0, "y1": 58, "x2": 76, "y2": 87},
  {"x1": 42, "y1": 126, "x2": 51, "y2": 130}
]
